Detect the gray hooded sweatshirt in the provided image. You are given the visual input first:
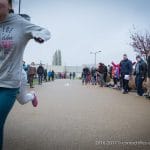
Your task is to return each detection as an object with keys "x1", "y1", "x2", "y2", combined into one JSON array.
[{"x1": 0, "y1": 13, "x2": 51, "y2": 88}]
